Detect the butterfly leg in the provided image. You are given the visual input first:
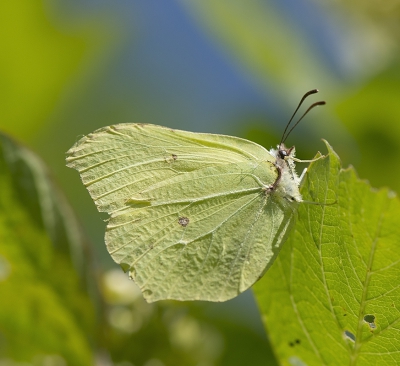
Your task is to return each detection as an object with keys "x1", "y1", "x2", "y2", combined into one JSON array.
[
  {"x1": 263, "y1": 161, "x2": 282, "y2": 193},
  {"x1": 290, "y1": 154, "x2": 325, "y2": 163},
  {"x1": 299, "y1": 167, "x2": 307, "y2": 183}
]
